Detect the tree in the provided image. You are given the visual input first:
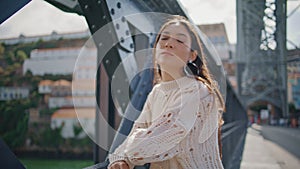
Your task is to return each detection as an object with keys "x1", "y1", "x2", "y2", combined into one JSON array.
[
  {"x1": 289, "y1": 102, "x2": 296, "y2": 118},
  {"x1": 0, "y1": 67, "x2": 4, "y2": 74},
  {"x1": 0, "y1": 43, "x2": 5, "y2": 59},
  {"x1": 0, "y1": 99, "x2": 30, "y2": 148},
  {"x1": 16, "y1": 50, "x2": 28, "y2": 62},
  {"x1": 5, "y1": 51, "x2": 16, "y2": 65}
]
